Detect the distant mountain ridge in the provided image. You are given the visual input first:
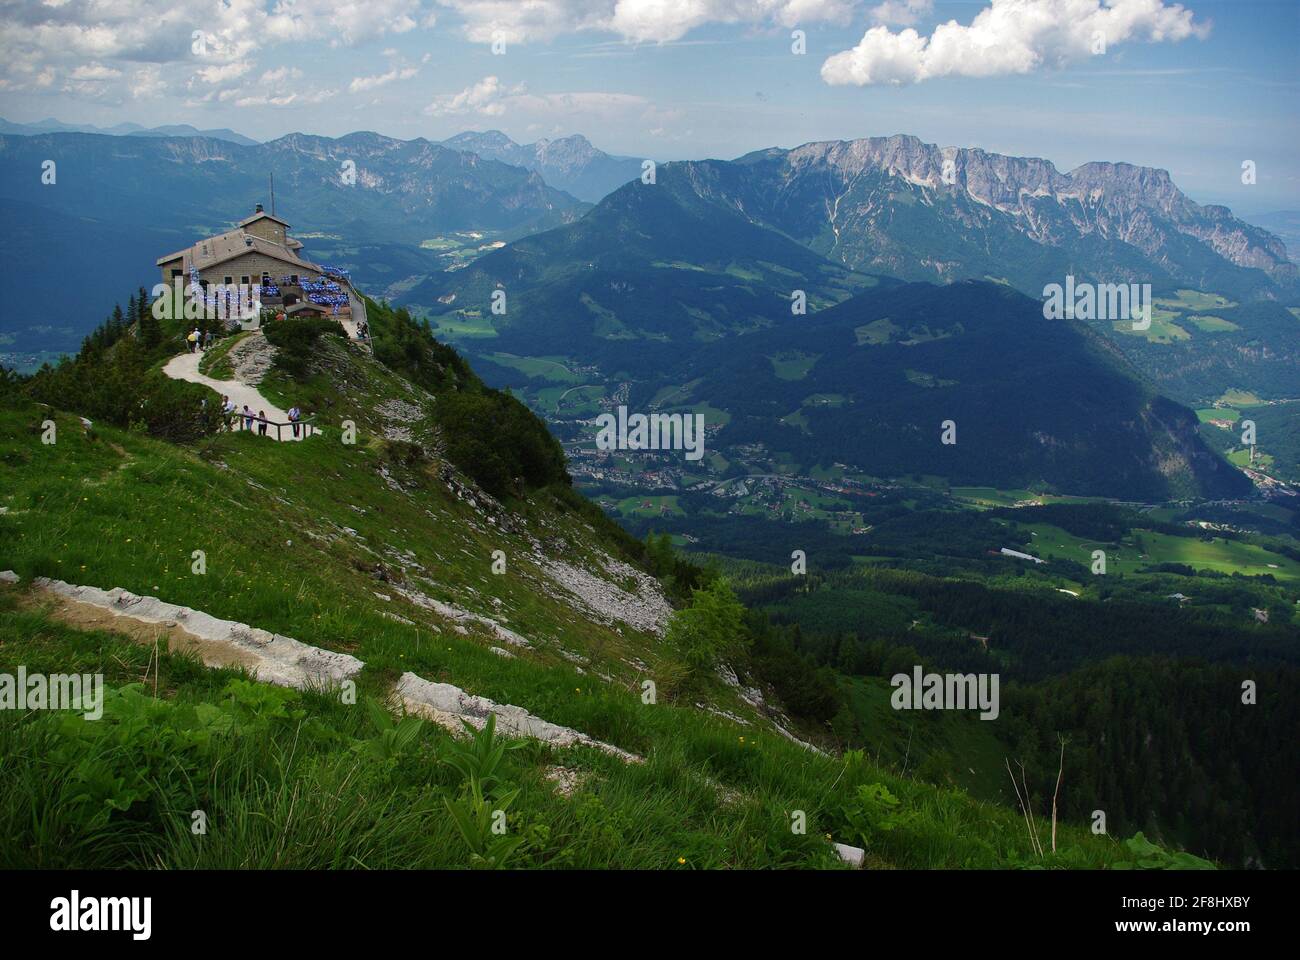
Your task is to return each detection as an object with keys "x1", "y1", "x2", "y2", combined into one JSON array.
[
  {"x1": 442, "y1": 130, "x2": 644, "y2": 202},
  {"x1": 0, "y1": 116, "x2": 258, "y2": 145},
  {"x1": 1243, "y1": 210, "x2": 1300, "y2": 263},
  {"x1": 718, "y1": 135, "x2": 1295, "y2": 298}
]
